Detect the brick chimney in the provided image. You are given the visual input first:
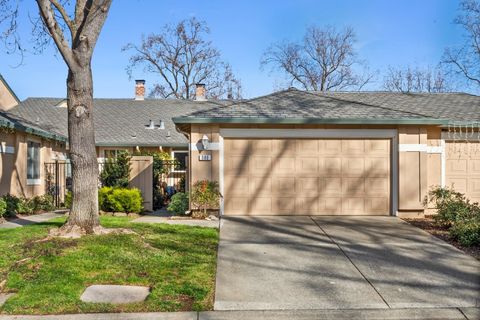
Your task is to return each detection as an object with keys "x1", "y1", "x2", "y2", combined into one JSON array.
[
  {"x1": 135, "y1": 80, "x2": 145, "y2": 100},
  {"x1": 195, "y1": 83, "x2": 206, "y2": 101}
]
